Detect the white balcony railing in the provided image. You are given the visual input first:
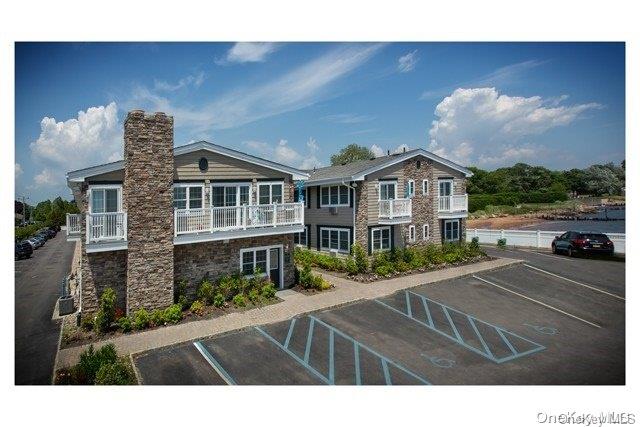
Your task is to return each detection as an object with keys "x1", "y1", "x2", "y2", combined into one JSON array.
[
  {"x1": 174, "y1": 202, "x2": 305, "y2": 236},
  {"x1": 438, "y1": 195, "x2": 468, "y2": 213},
  {"x1": 86, "y1": 212, "x2": 127, "y2": 243},
  {"x1": 66, "y1": 213, "x2": 81, "y2": 236},
  {"x1": 379, "y1": 198, "x2": 412, "y2": 219}
]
